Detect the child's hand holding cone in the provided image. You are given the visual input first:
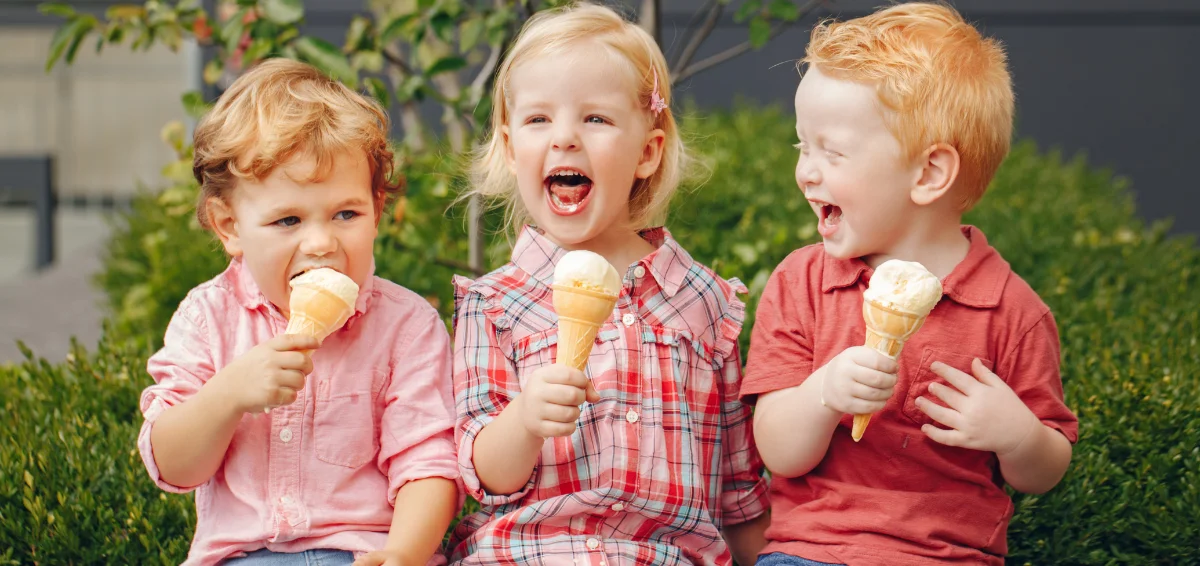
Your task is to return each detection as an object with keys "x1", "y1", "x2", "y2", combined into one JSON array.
[{"x1": 551, "y1": 251, "x2": 622, "y2": 404}]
